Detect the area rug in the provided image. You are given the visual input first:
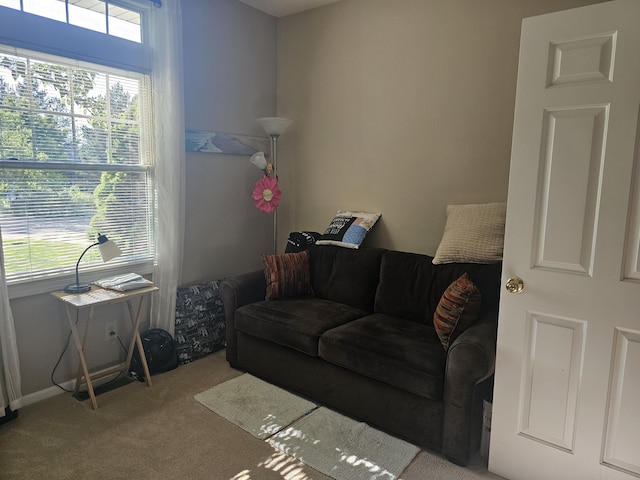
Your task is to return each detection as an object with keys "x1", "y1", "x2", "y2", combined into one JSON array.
[
  {"x1": 194, "y1": 374, "x2": 420, "y2": 480},
  {"x1": 269, "y1": 407, "x2": 419, "y2": 480},
  {"x1": 194, "y1": 374, "x2": 316, "y2": 439}
]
